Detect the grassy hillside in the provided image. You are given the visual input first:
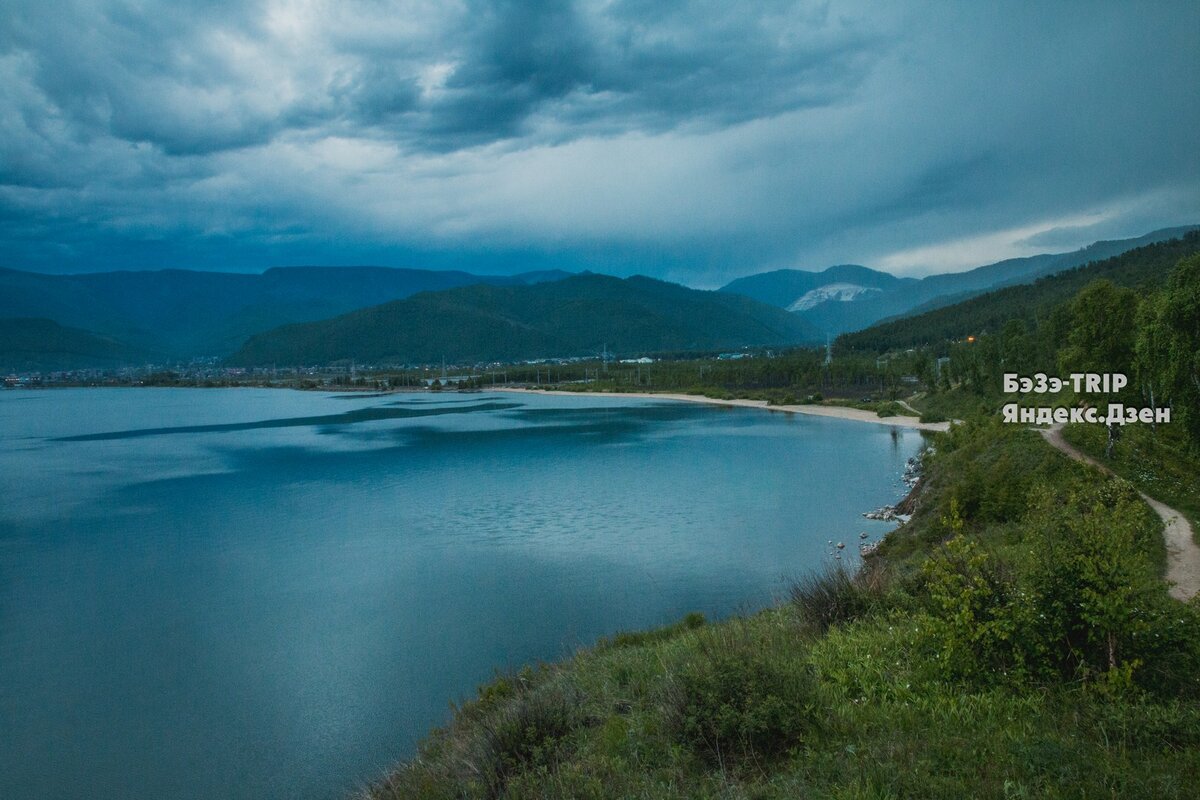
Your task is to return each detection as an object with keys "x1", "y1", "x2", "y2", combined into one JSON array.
[
  {"x1": 0, "y1": 318, "x2": 156, "y2": 372},
  {"x1": 837, "y1": 230, "x2": 1200, "y2": 352},
  {"x1": 229, "y1": 274, "x2": 823, "y2": 366},
  {"x1": 363, "y1": 418, "x2": 1200, "y2": 799},
  {"x1": 1061, "y1": 422, "x2": 1200, "y2": 542}
]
